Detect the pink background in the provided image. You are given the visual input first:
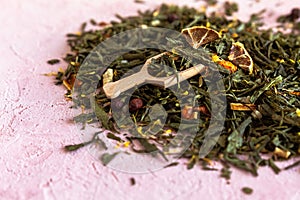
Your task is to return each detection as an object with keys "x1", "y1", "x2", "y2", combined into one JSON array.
[{"x1": 1, "y1": 0, "x2": 299, "y2": 199}]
